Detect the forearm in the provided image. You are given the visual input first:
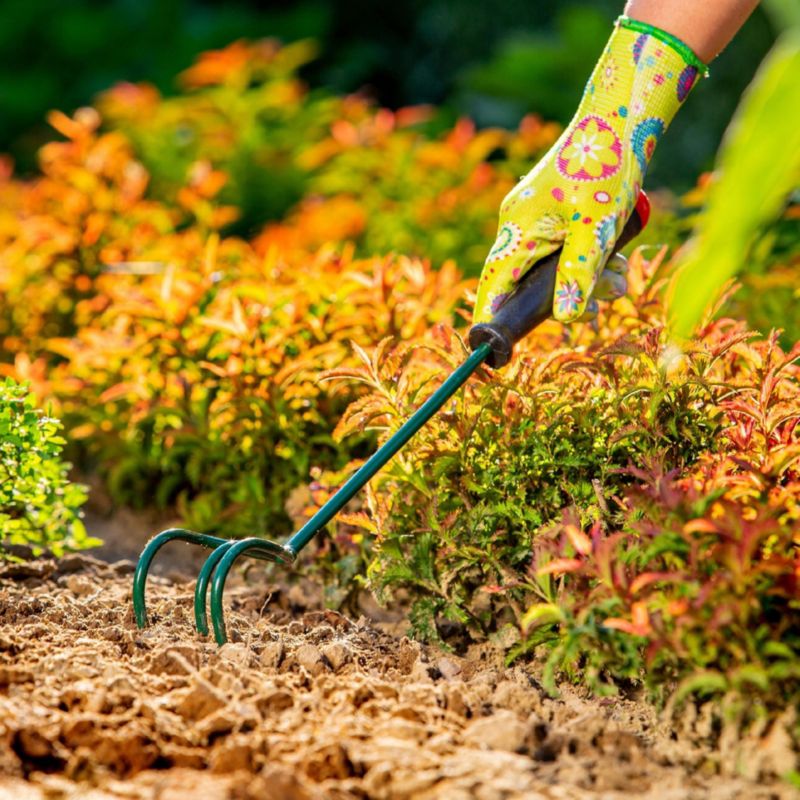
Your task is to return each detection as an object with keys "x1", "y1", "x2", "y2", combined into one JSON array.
[{"x1": 625, "y1": 0, "x2": 760, "y2": 62}]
